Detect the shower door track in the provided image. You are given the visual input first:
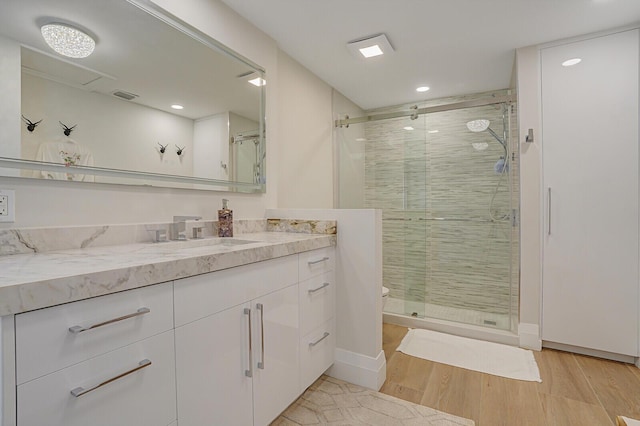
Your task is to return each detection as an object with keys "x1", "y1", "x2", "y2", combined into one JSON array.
[{"x1": 334, "y1": 93, "x2": 516, "y2": 128}]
